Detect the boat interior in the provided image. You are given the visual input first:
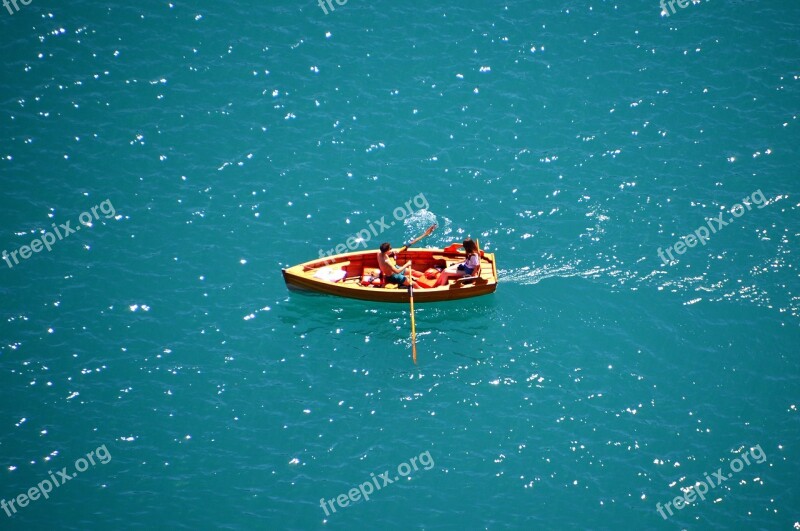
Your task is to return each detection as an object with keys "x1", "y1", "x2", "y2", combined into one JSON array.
[{"x1": 302, "y1": 247, "x2": 492, "y2": 290}]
